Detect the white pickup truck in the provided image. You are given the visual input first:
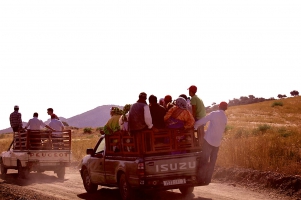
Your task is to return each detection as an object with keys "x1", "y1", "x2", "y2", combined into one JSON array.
[{"x1": 0, "y1": 130, "x2": 72, "y2": 179}]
